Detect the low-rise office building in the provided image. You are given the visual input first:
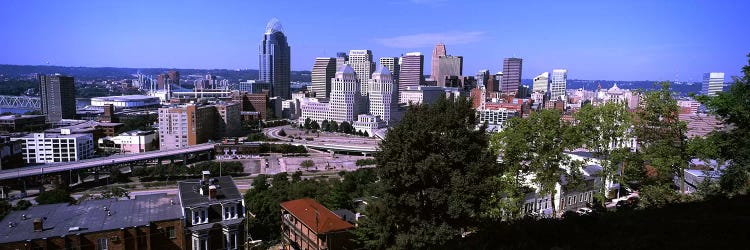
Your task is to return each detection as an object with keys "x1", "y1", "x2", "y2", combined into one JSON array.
[
  {"x1": 352, "y1": 114, "x2": 386, "y2": 137},
  {"x1": 0, "y1": 114, "x2": 46, "y2": 132},
  {"x1": 0, "y1": 135, "x2": 23, "y2": 169},
  {"x1": 12, "y1": 130, "x2": 94, "y2": 163},
  {"x1": 98, "y1": 130, "x2": 157, "y2": 154}
]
